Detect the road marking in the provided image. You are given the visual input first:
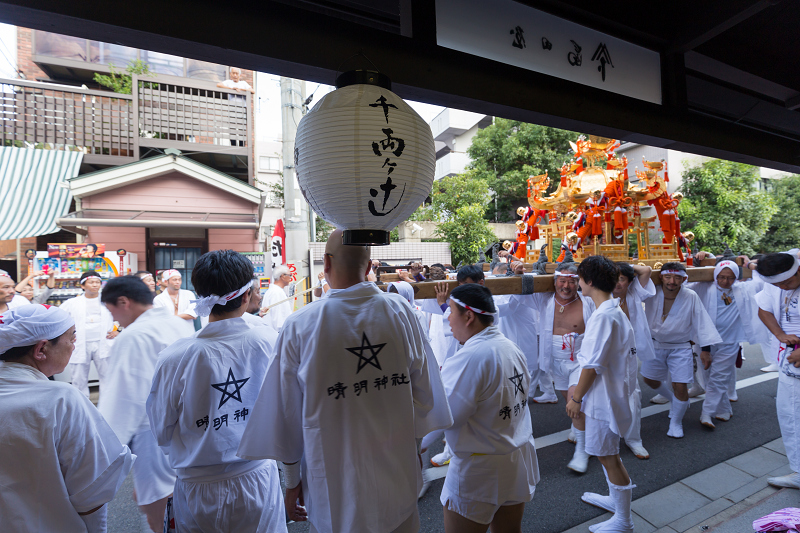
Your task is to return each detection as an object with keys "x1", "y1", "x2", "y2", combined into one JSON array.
[{"x1": 423, "y1": 373, "x2": 779, "y2": 482}]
